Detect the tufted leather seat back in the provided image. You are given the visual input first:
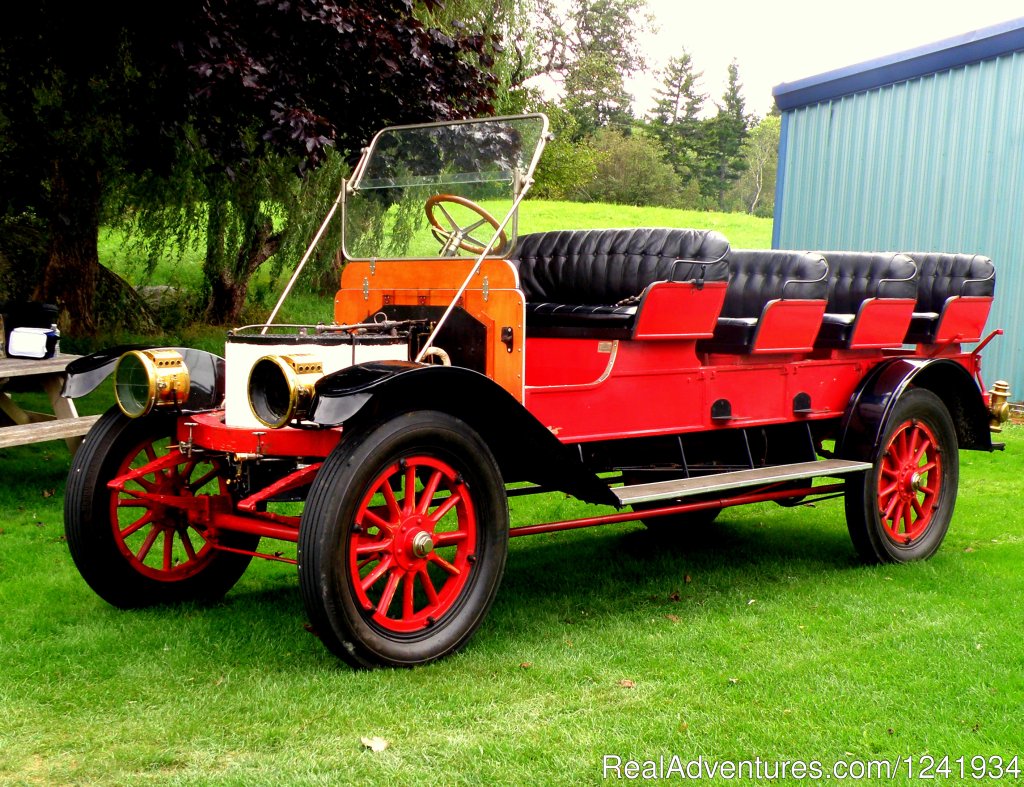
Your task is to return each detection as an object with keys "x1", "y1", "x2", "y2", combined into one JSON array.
[
  {"x1": 512, "y1": 228, "x2": 730, "y2": 305},
  {"x1": 719, "y1": 250, "x2": 828, "y2": 318},
  {"x1": 903, "y1": 252, "x2": 995, "y2": 311},
  {"x1": 816, "y1": 252, "x2": 918, "y2": 312}
]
